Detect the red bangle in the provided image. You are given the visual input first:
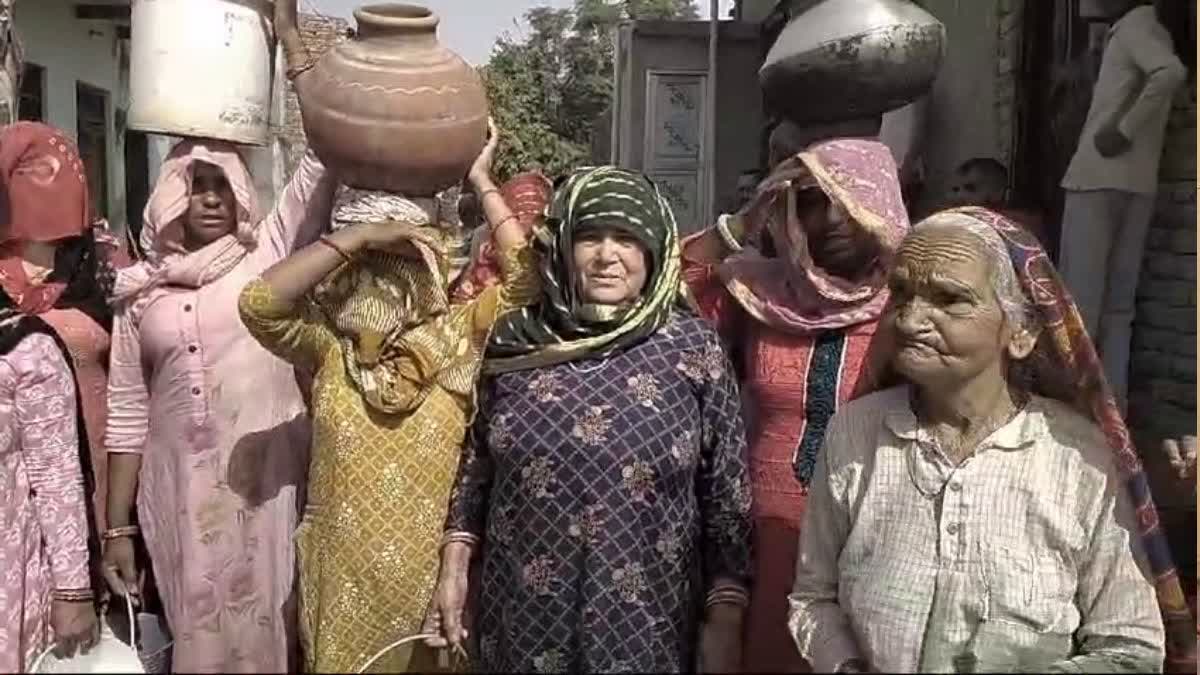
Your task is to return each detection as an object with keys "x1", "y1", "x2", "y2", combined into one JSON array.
[
  {"x1": 490, "y1": 213, "x2": 518, "y2": 231},
  {"x1": 318, "y1": 235, "x2": 354, "y2": 264}
]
